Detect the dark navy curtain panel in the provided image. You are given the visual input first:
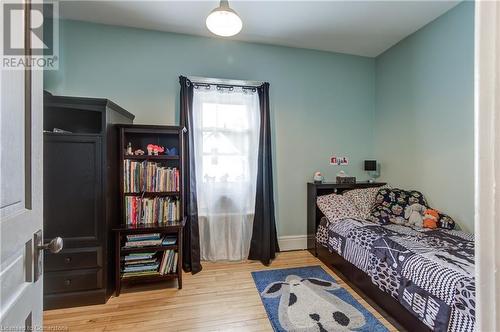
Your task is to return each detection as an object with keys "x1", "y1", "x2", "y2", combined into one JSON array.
[
  {"x1": 179, "y1": 76, "x2": 202, "y2": 274},
  {"x1": 248, "y1": 82, "x2": 280, "y2": 265}
]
